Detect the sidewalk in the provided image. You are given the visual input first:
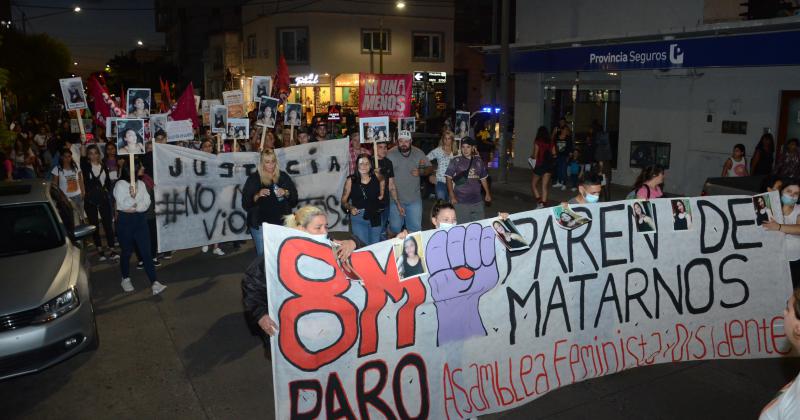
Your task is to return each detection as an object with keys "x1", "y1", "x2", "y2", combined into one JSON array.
[{"x1": 487, "y1": 166, "x2": 632, "y2": 205}]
